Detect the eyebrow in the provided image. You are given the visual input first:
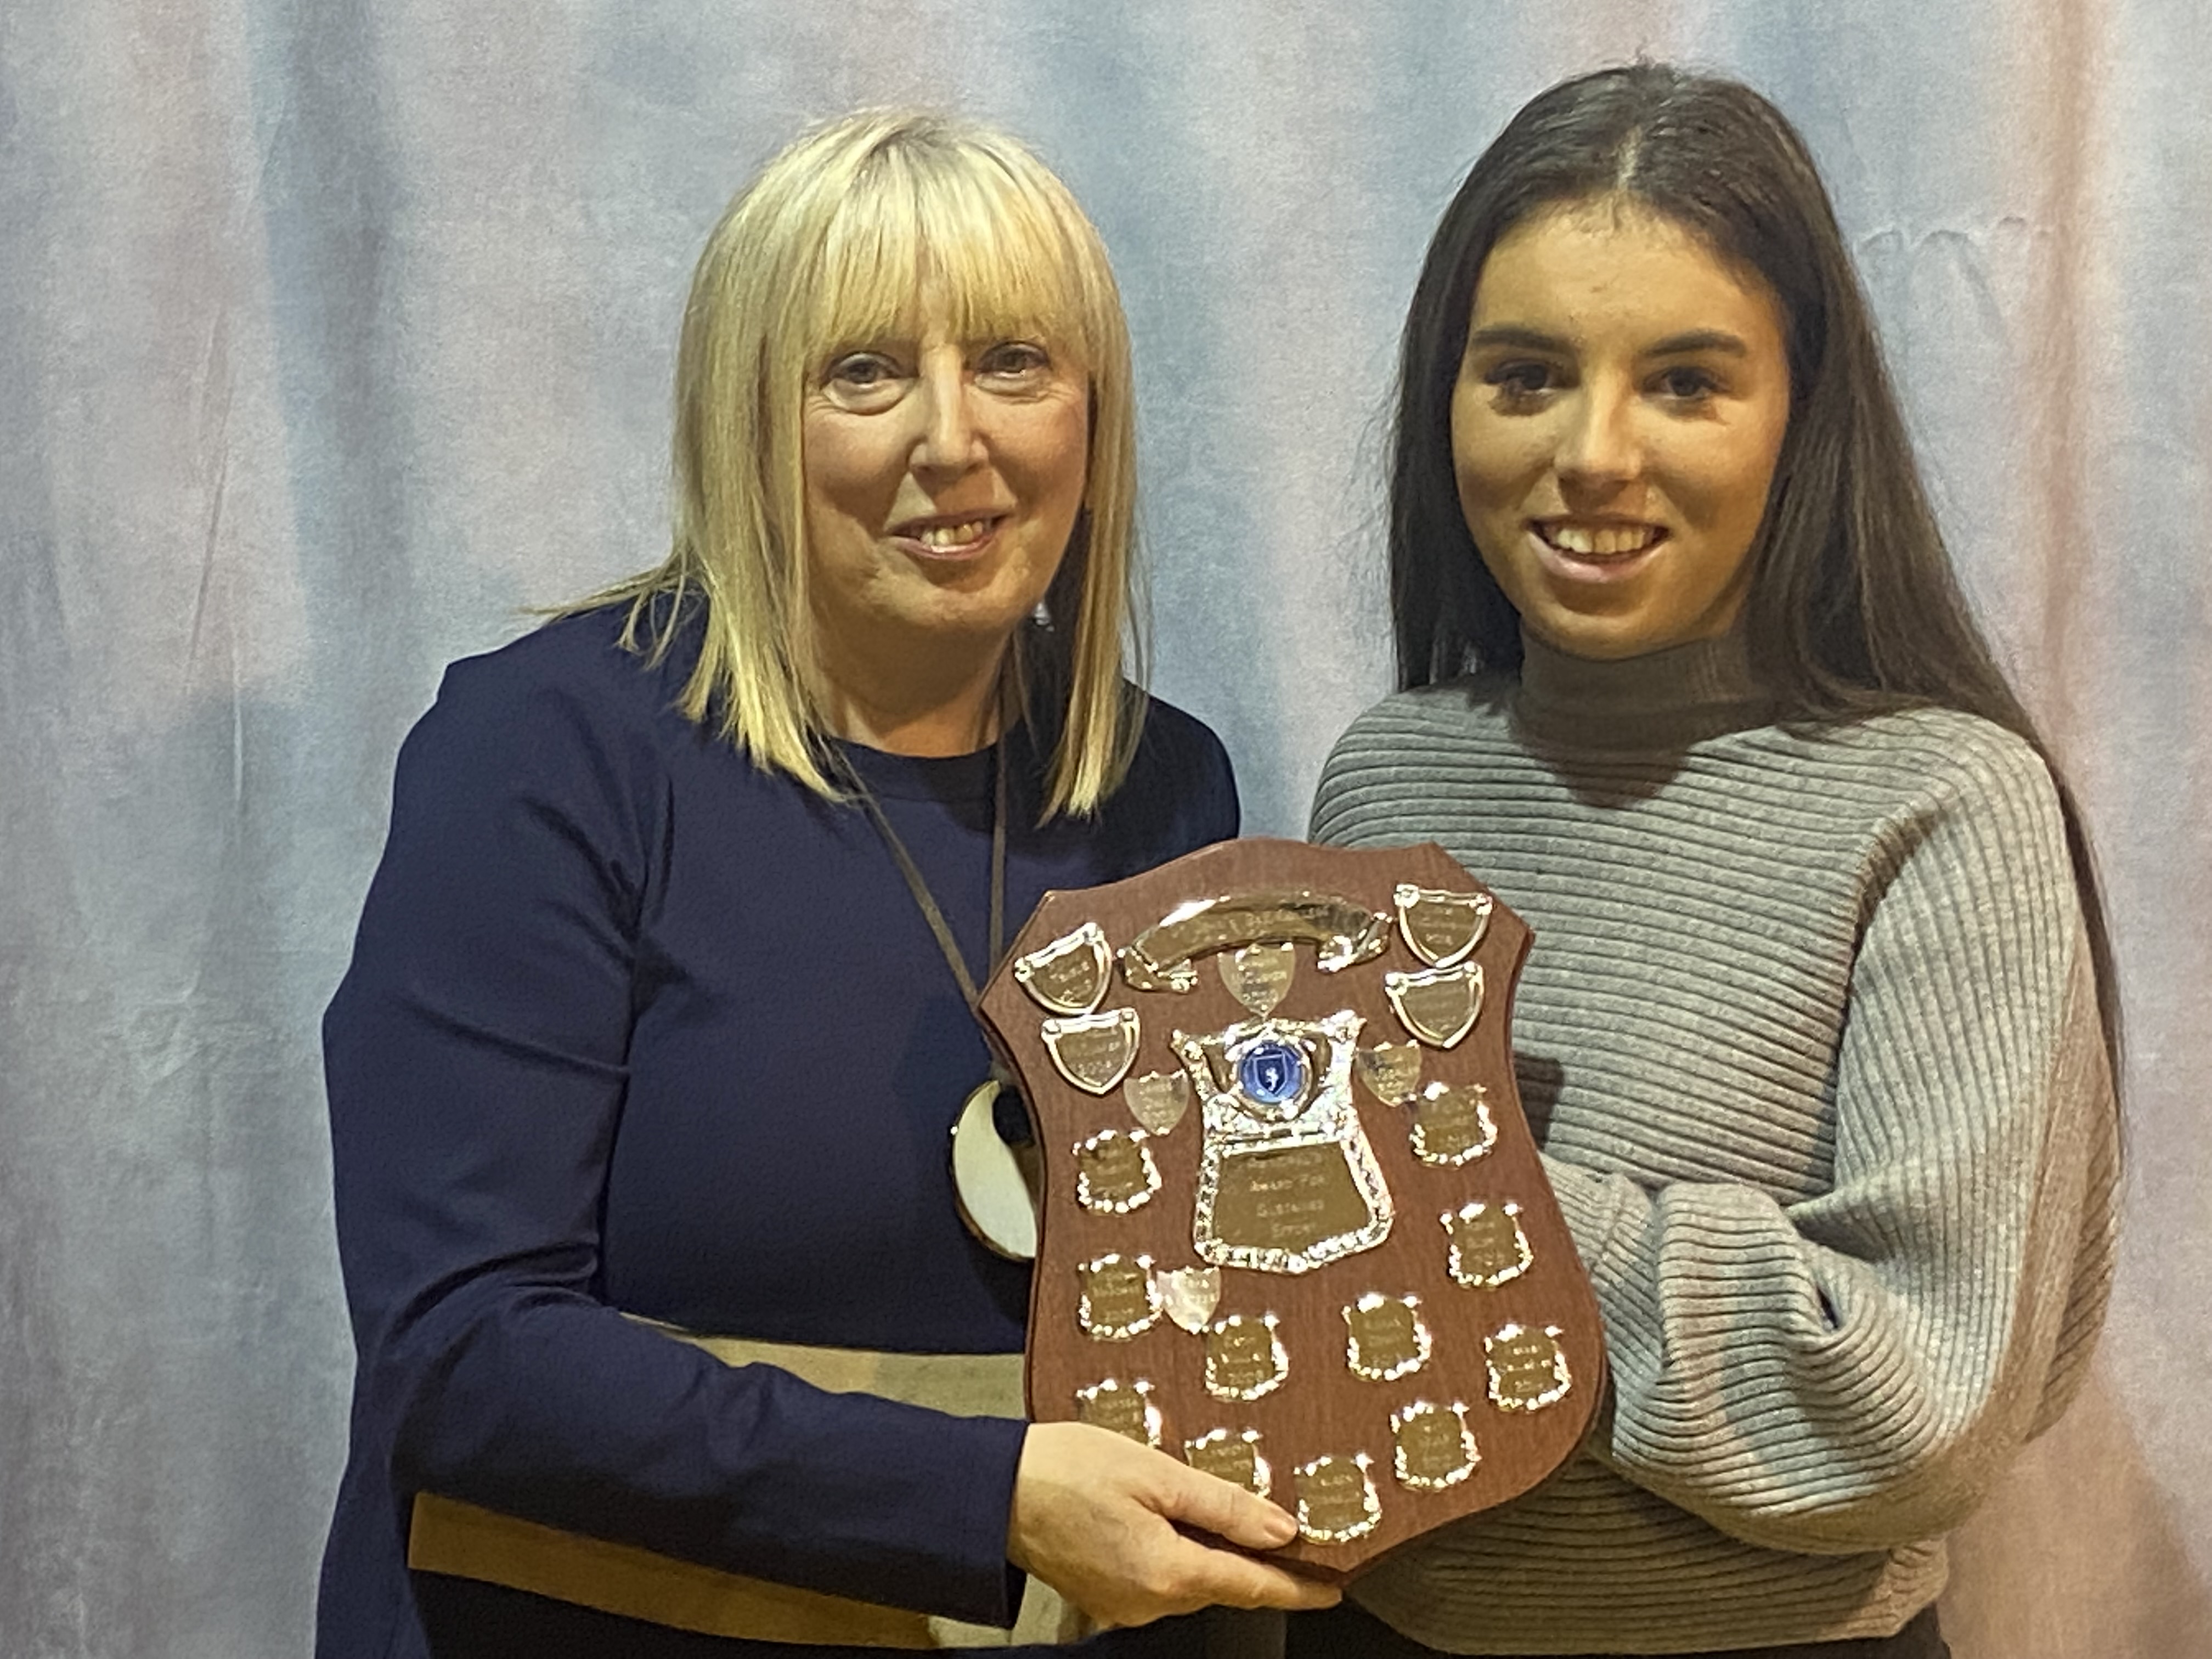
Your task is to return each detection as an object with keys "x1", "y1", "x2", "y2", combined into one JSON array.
[
  {"x1": 1465, "y1": 325, "x2": 1565, "y2": 353},
  {"x1": 1646, "y1": 329, "x2": 1752, "y2": 358},
  {"x1": 1464, "y1": 325, "x2": 1753, "y2": 358}
]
